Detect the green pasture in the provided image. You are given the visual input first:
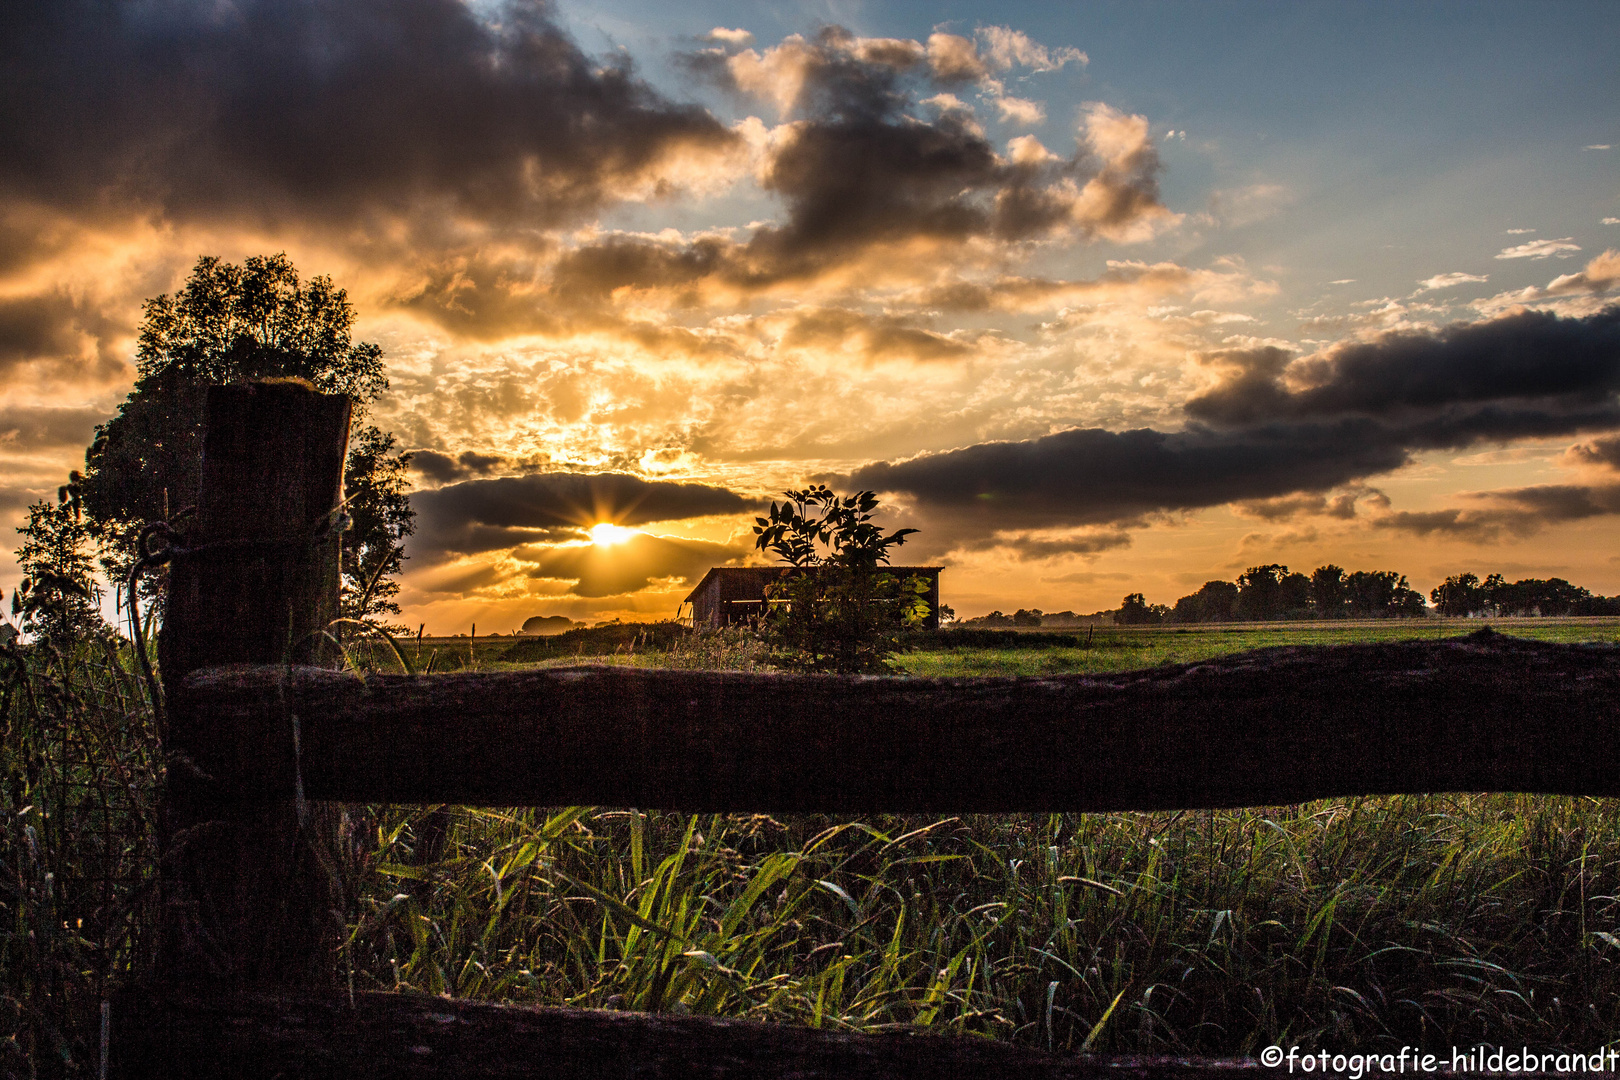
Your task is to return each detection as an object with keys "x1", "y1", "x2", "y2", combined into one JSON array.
[{"x1": 7, "y1": 621, "x2": 1620, "y2": 1073}]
